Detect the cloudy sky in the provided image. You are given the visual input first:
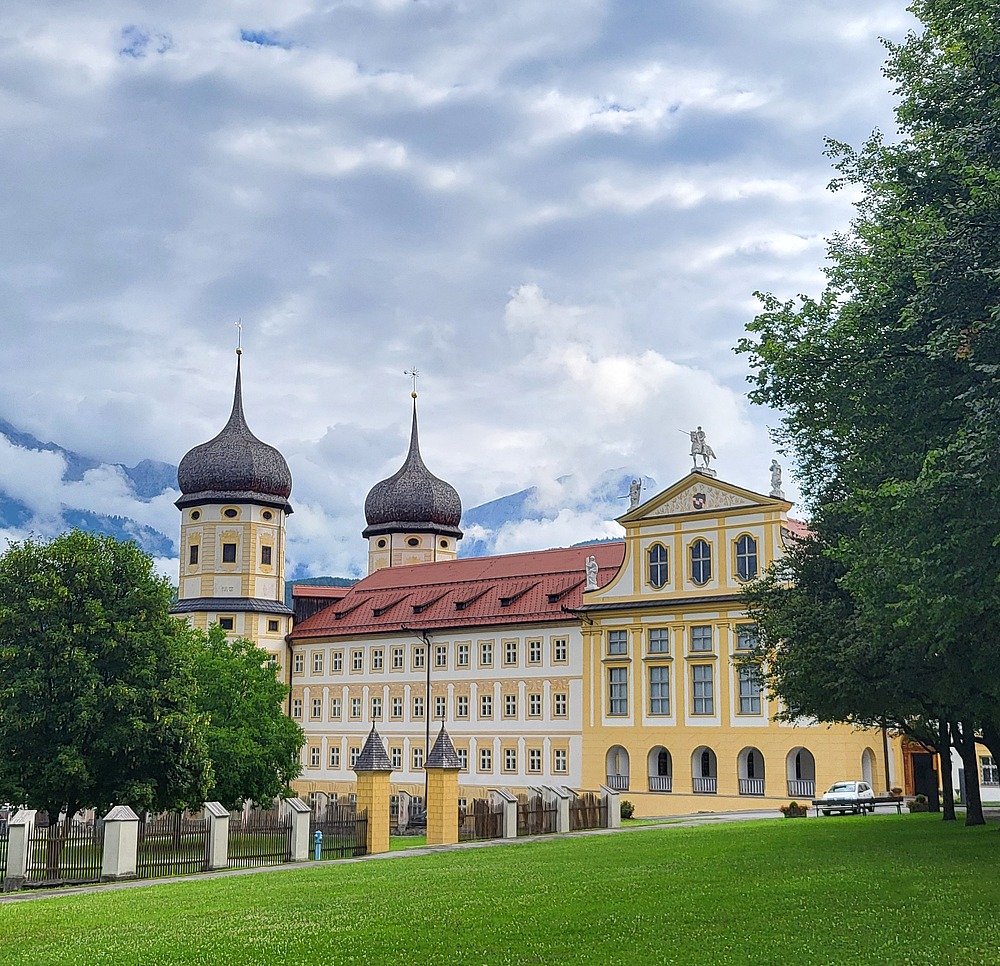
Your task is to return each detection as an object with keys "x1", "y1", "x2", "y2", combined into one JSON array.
[{"x1": 0, "y1": 0, "x2": 918, "y2": 578}]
